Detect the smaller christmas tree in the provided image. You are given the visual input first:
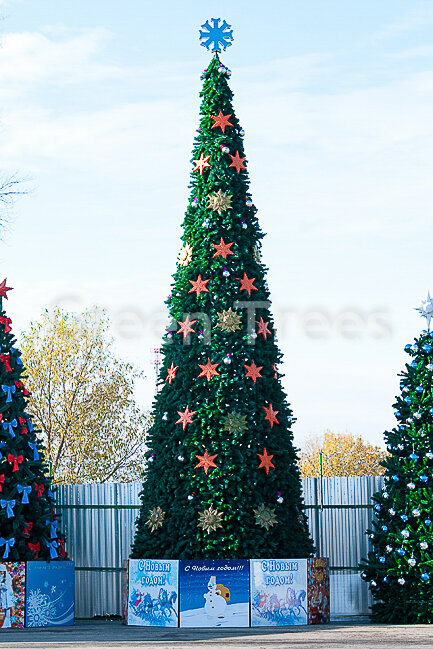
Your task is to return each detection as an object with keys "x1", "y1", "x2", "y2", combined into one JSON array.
[
  {"x1": 361, "y1": 293, "x2": 433, "y2": 623},
  {"x1": 0, "y1": 279, "x2": 66, "y2": 561}
]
